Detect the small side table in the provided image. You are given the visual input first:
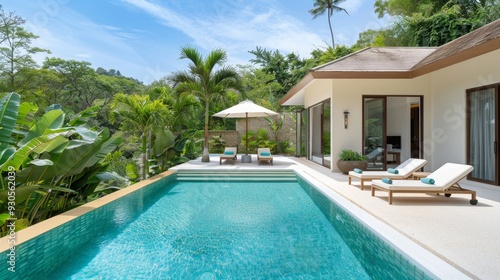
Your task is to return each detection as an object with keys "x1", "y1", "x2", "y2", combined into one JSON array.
[{"x1": 411, "y1": 171, "x2": 431, "y2": 180}]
